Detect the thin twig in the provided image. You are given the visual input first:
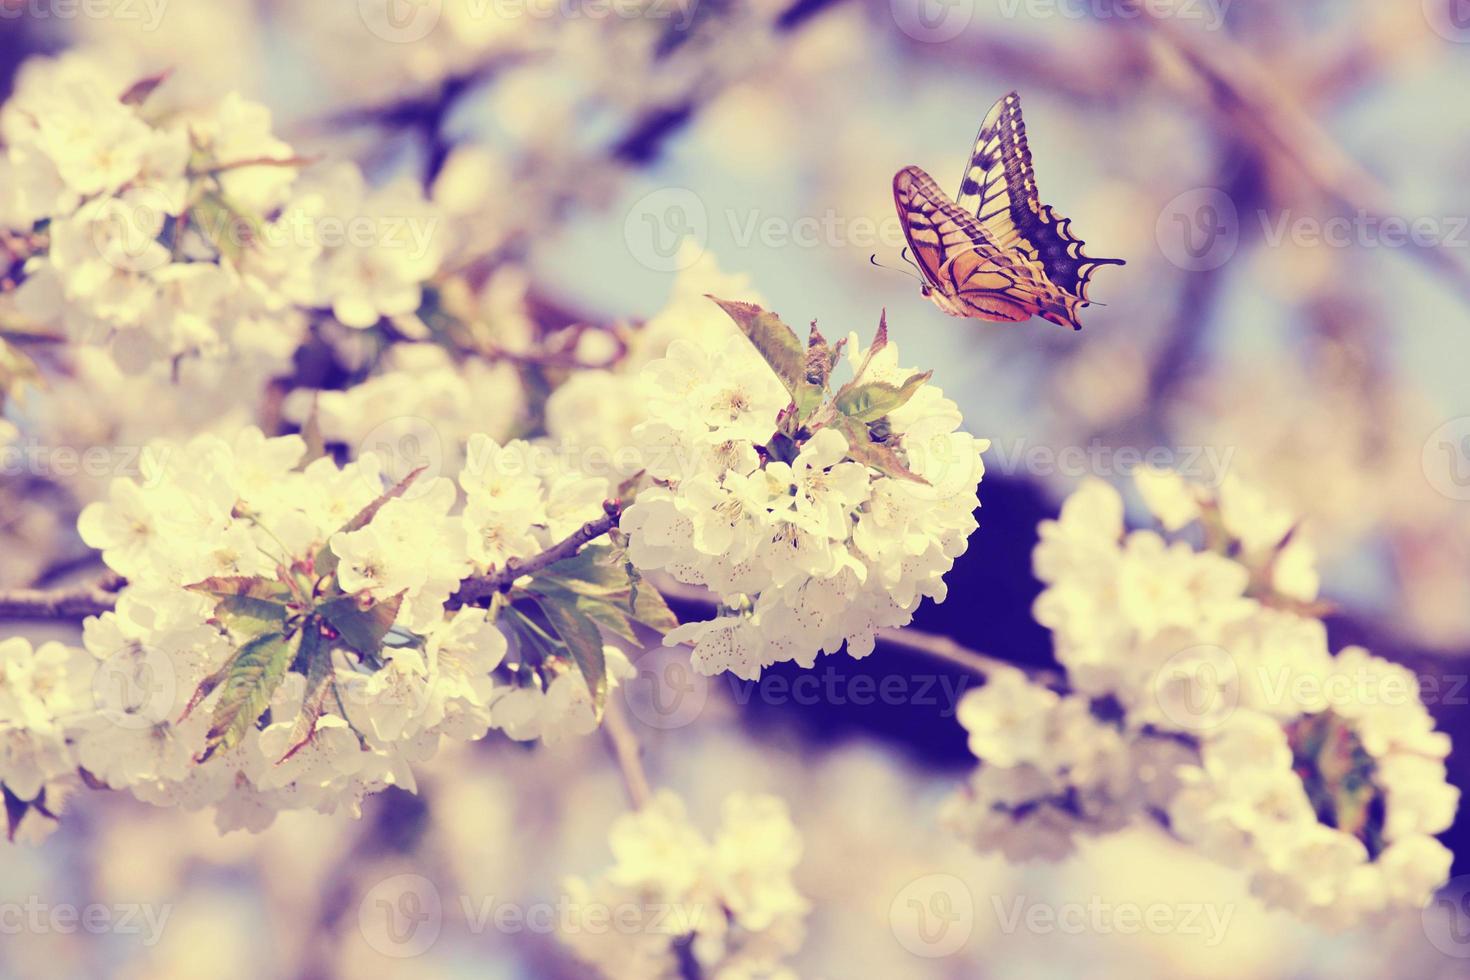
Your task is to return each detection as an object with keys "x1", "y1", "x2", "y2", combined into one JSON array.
[
  {"x1": 652, "y1": 576, "x2": 1045, "y2": 682},
  {"x1": 601, "y1": 694, "x2": 653, "y2": 810},
  {"x1": 0, "y1": 573, "x2": 123, "y2": 621},
  {"x1": 449, "y1": 505, "x2": 621, "y2": 609}
]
